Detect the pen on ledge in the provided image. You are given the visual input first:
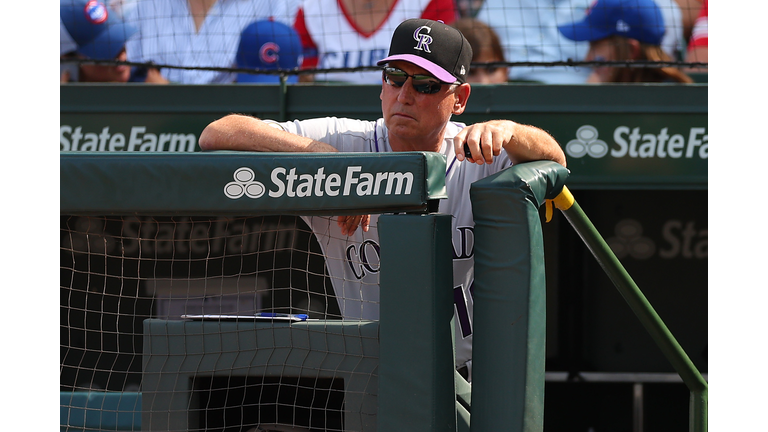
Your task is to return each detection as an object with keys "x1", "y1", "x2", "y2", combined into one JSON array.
[{"x1": 256, "y1": 312, "x2": 309, "y2": 321}]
